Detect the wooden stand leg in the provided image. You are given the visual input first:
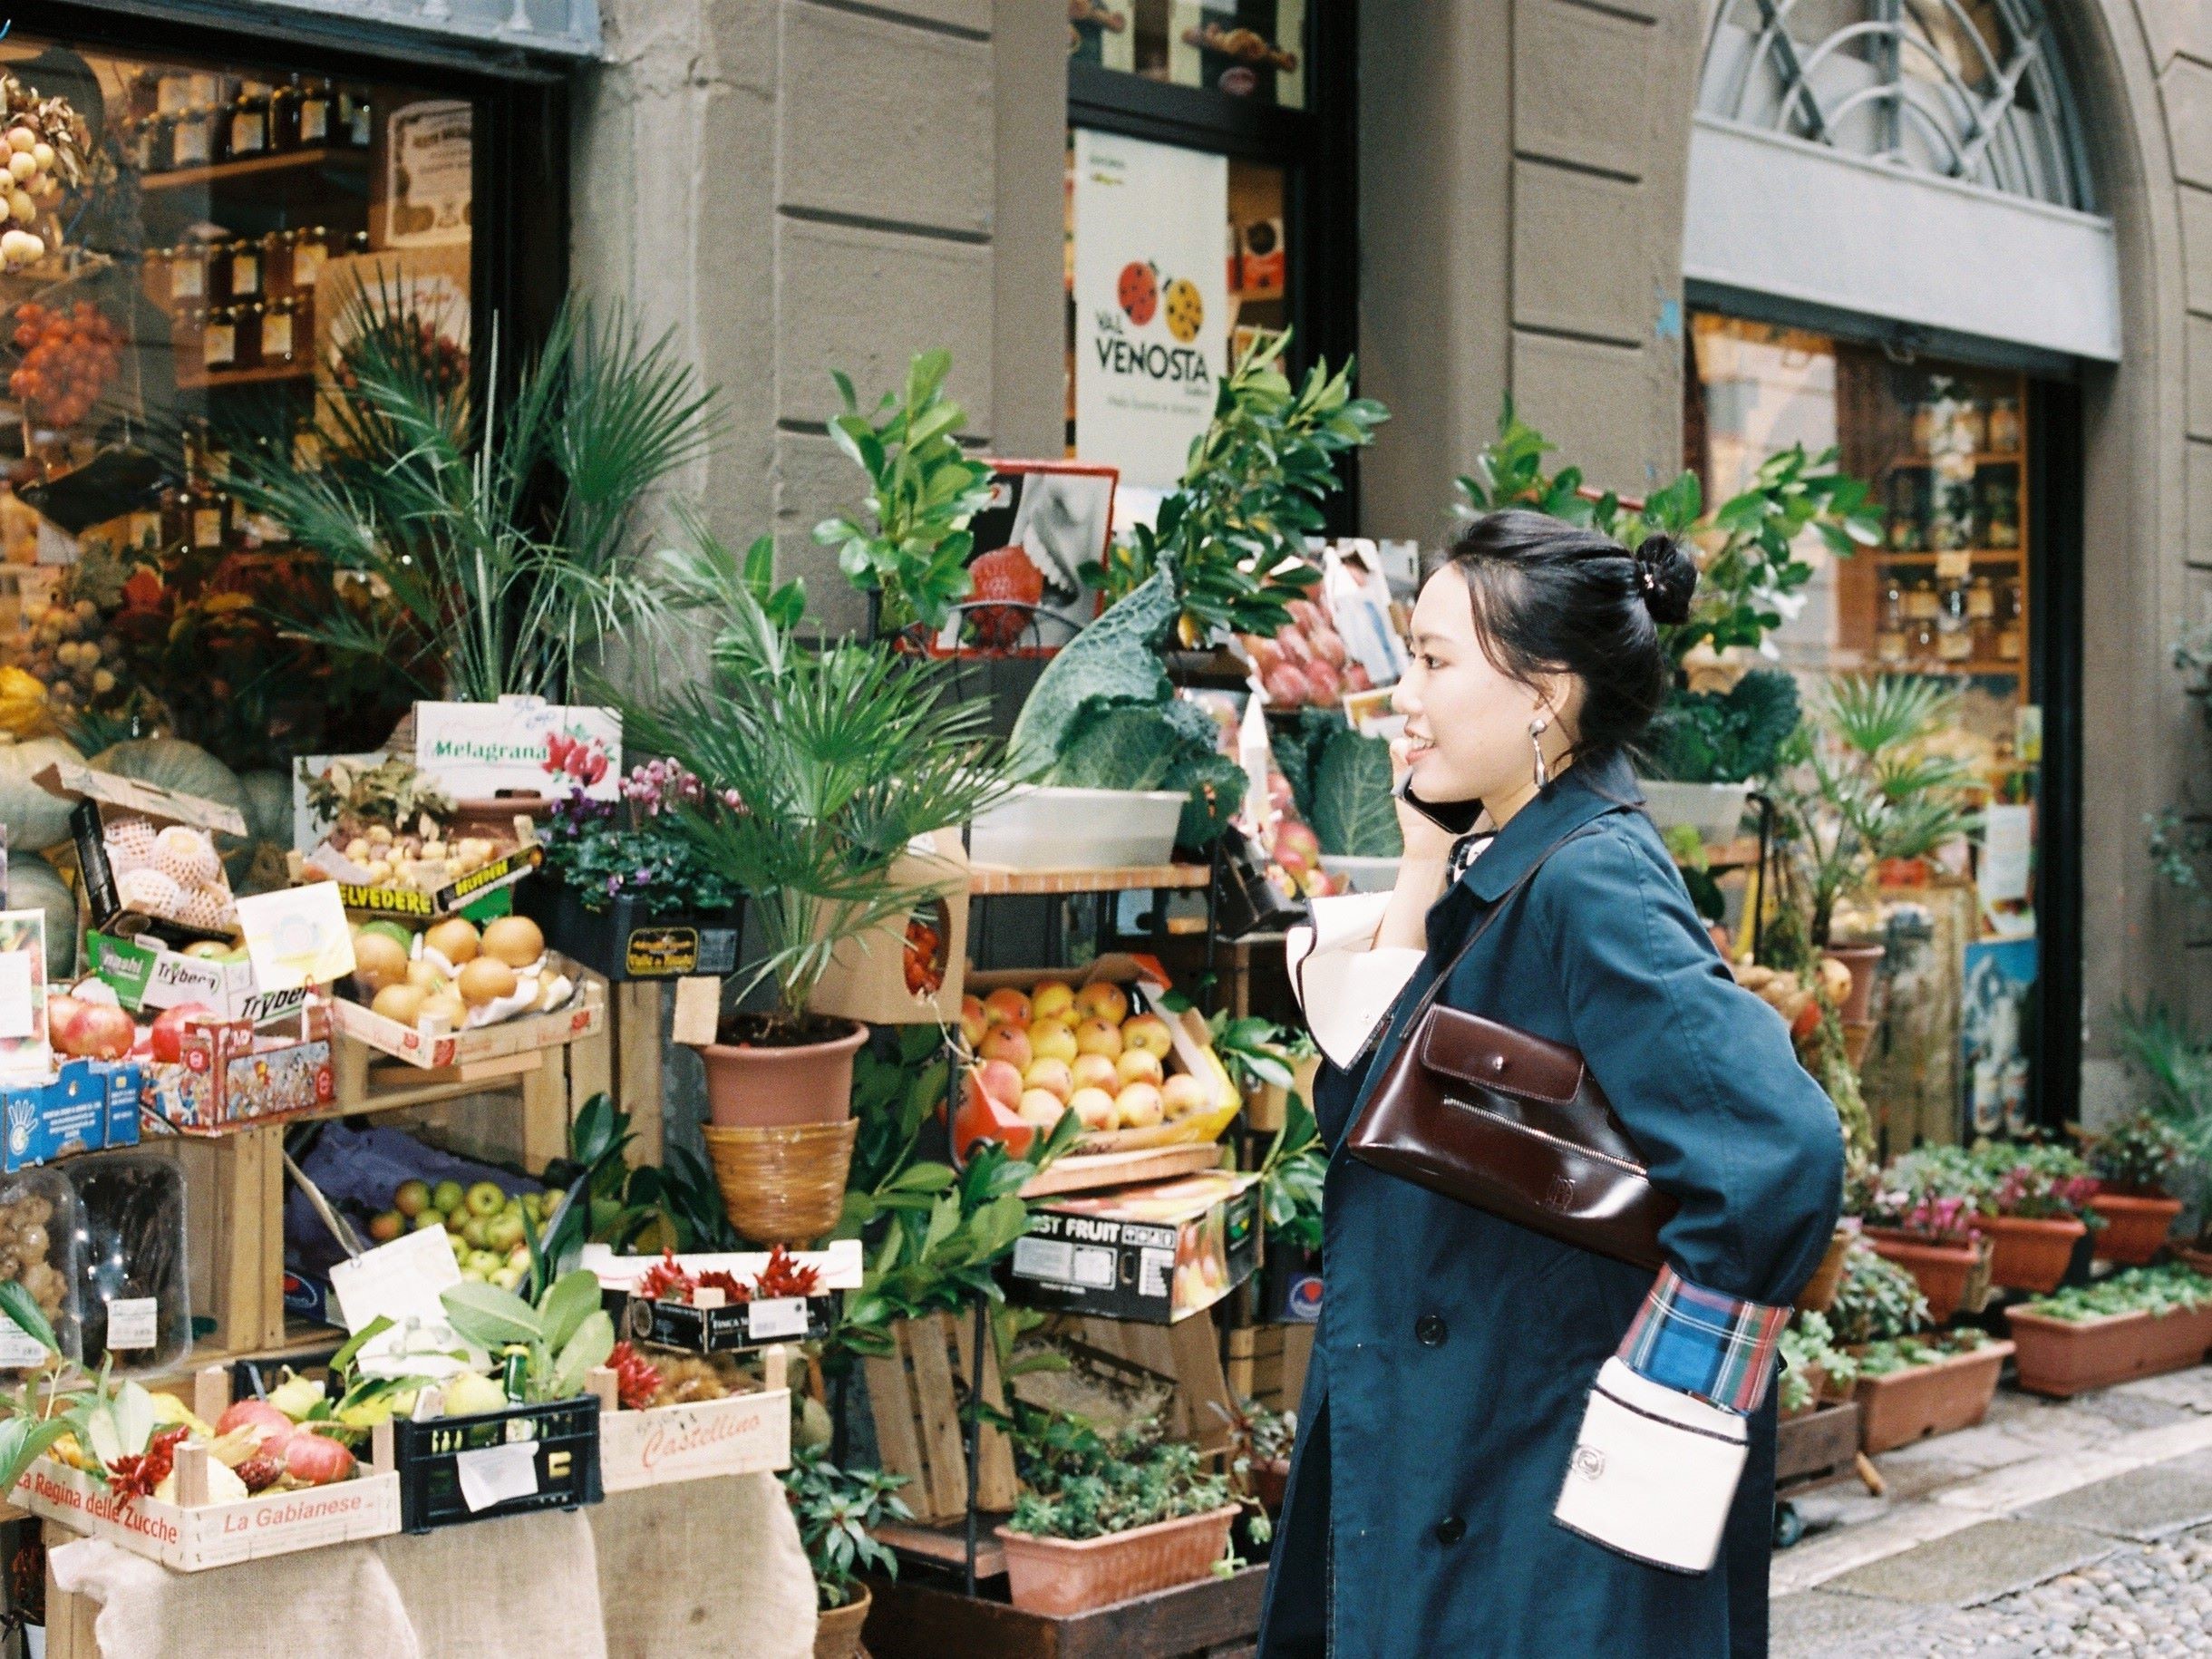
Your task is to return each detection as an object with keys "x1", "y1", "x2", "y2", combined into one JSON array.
[
  {"x1": 615, "y1": 982, "x2": 665, "y2": 1168},
  {"x1": 519, "y1": 1046, "x2": 571, "y2": 1174},
  {"x1": 43, "y1": 1519, "x2": 99, "y2": 1659}
]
